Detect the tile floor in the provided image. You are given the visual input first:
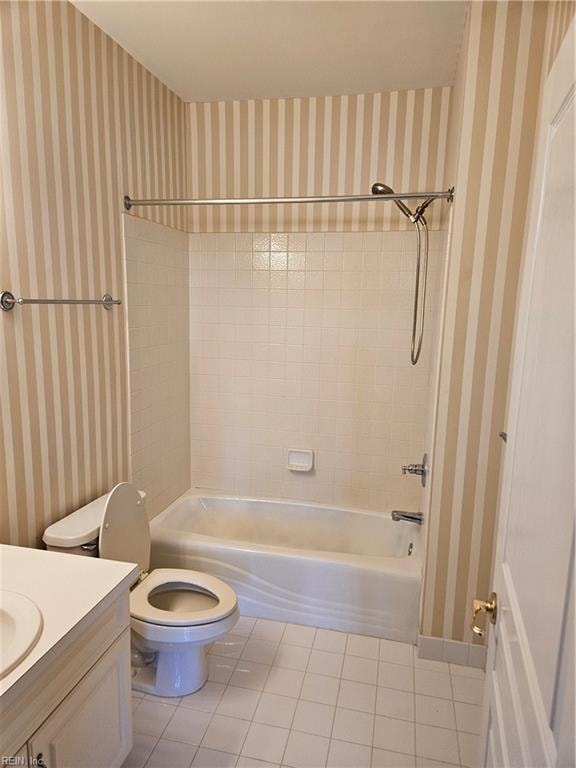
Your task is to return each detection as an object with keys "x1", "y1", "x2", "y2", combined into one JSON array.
[{"x1": 124, "y1": 618, "x2": 484, "y2": 768}]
